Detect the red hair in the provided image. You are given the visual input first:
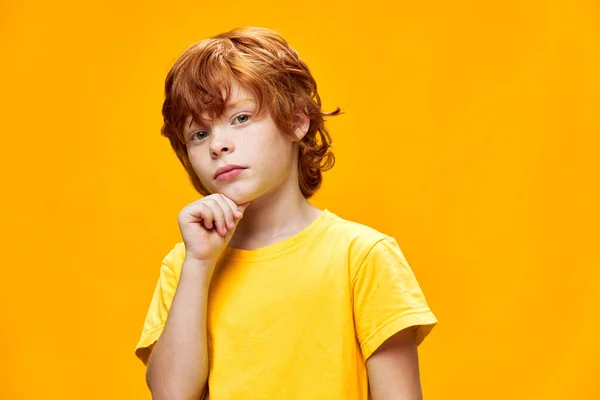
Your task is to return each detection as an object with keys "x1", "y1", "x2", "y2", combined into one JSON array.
[{"x1": 160, "y1": 26, "x2": 342, "y2": 198}]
